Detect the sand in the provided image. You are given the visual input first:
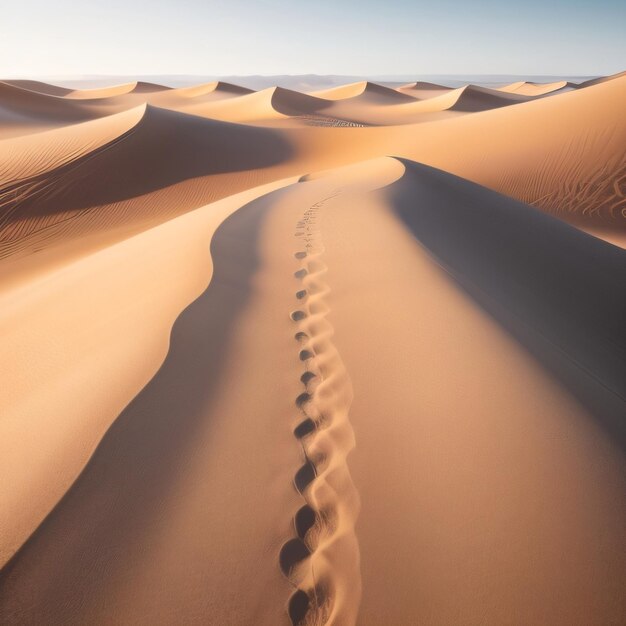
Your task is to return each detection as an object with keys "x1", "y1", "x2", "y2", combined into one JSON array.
[{"x1": 0, "y1": 72, "x2": 624, "y2": 625}]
